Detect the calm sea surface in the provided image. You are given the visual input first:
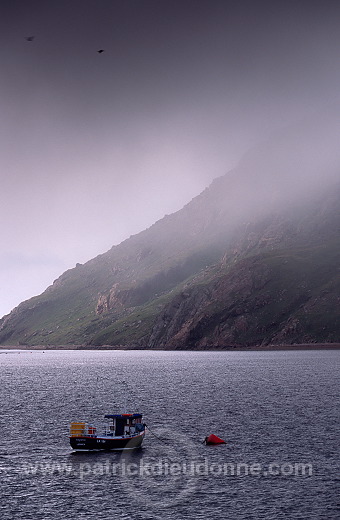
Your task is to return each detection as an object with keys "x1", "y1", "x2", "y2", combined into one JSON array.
[{"x1": 0, "y1": 349, "x2": 339, "y2": 520}]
